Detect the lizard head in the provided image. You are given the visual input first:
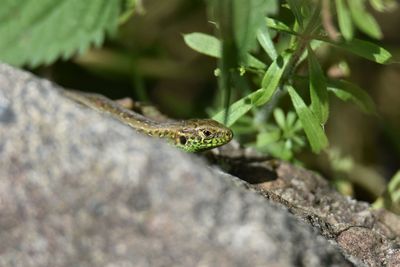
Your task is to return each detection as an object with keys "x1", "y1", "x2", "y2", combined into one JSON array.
[{"x1": 173, "y1": 119, "x2": 233, "y2": 152}]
